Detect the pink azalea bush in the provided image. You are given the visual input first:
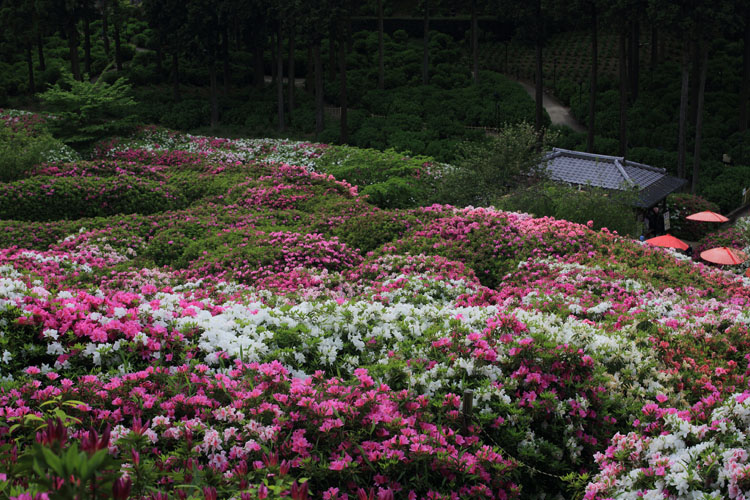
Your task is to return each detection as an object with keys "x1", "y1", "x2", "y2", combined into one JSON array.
[{"x1": 2, "y1": 115, "x2": 750, "y2": 498}]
